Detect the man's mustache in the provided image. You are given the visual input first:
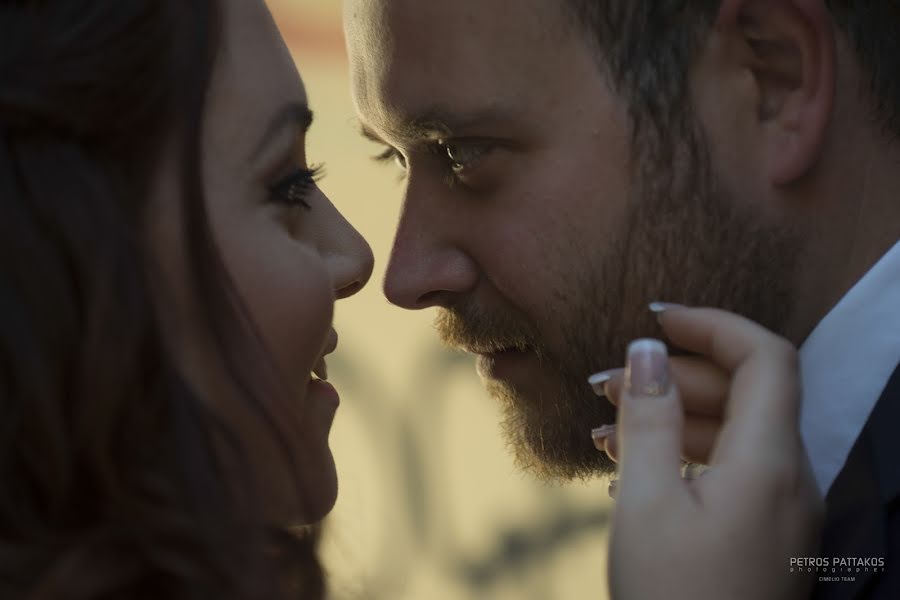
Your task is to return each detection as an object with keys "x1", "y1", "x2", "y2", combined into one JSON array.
[{"x1": 434, "y1": 306, "x2": 538, "y2": 355}]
